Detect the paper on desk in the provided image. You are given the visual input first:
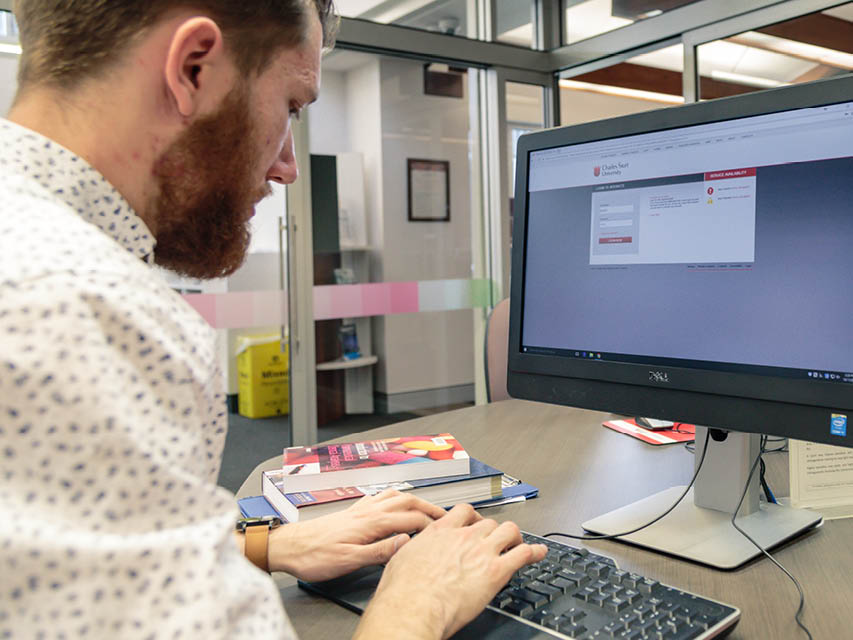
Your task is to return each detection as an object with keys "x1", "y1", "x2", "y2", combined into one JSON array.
[{"x1": 789, "y1": 439, "x2": 853, "y2": 519}]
